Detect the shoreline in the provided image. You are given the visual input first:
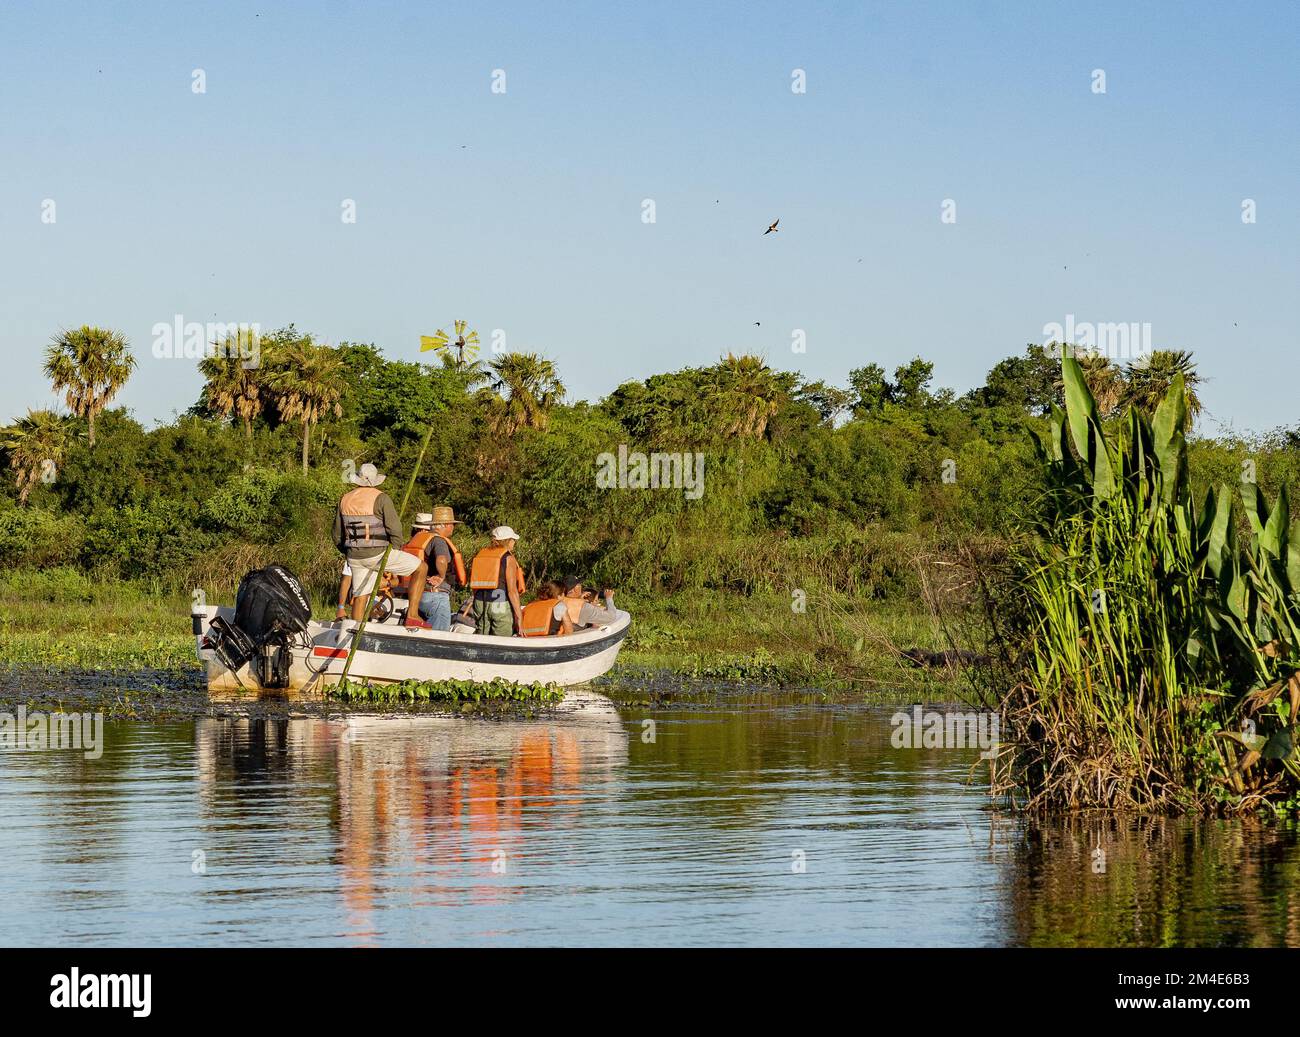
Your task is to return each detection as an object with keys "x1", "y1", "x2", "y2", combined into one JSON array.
[{"x1": 0, "y1": 656, "x2": 969, "y2": 721}]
